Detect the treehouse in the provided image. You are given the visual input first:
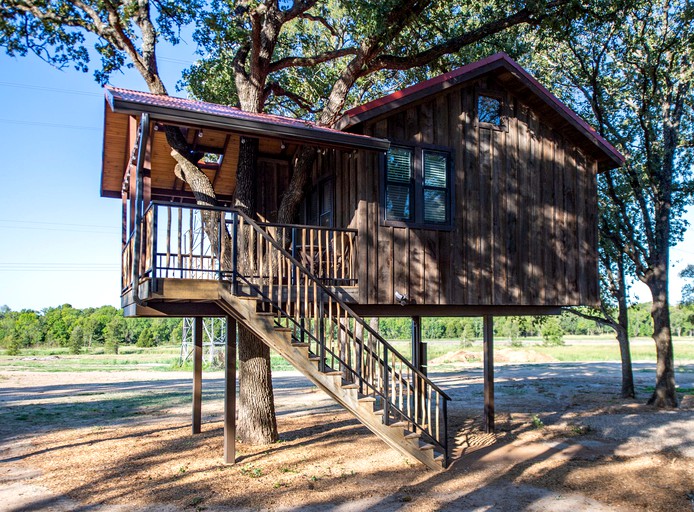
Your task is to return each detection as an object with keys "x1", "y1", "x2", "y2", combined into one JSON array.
[{"x1": 100, "y1": 53, "x2": 622, "y2": 470}]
